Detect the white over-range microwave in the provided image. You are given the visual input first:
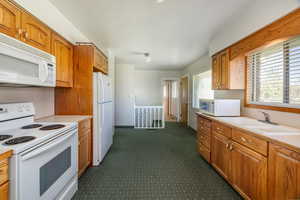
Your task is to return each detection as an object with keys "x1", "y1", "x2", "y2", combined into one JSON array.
[
  {"x1": 0, "y1": 33, "x2": 56, "y2": 87},
  {"x1": 199, "y1": 99, "x2": 241, "y2": 117}
]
